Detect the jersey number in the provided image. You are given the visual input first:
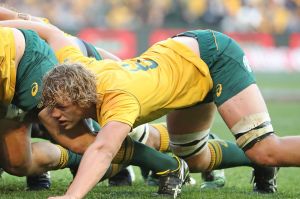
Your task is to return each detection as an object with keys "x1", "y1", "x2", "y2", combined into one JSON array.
[{"x1": 121, "y1": 59, "x2": 158, "y2": 71}]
